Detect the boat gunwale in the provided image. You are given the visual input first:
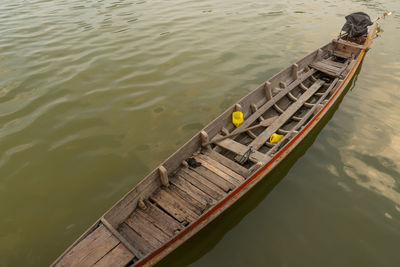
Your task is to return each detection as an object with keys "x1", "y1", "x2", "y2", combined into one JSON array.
[
  {"x1": 134, "y1": 25, "x2": 377, "y2": 267},
  {"x1": 53, "y1": 41, "x2": 327, "y2": 267},
  {"x1": 52, "y1": 23, "x2": 378, "y2": 267}
]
